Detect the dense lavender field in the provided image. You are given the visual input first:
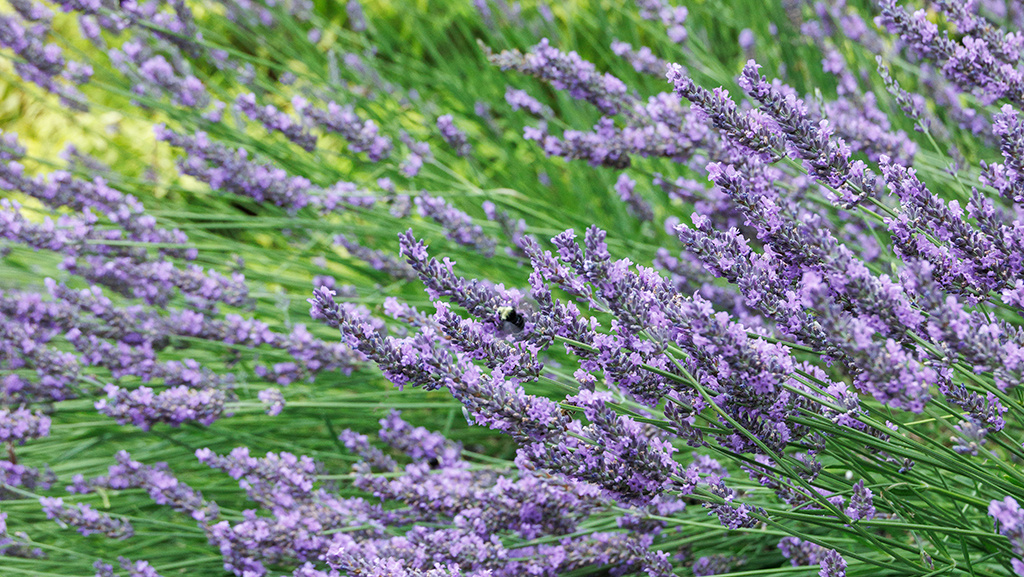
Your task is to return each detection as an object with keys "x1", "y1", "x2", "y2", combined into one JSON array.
[{"x1": 3, "y1": 0, "x2": 1024, "y2": 575}]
